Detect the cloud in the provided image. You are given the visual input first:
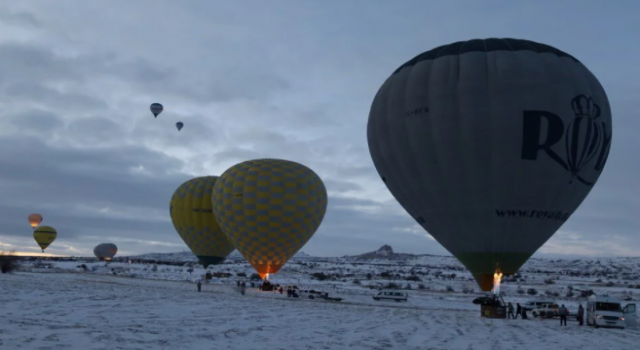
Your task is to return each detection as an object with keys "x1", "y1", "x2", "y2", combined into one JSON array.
[
  {"x1": 0, "y1": 1, "x2": 638, "y2": 259},
  {"x1": 0, "y1": 8, "x2": 40, "y2": 27}
]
